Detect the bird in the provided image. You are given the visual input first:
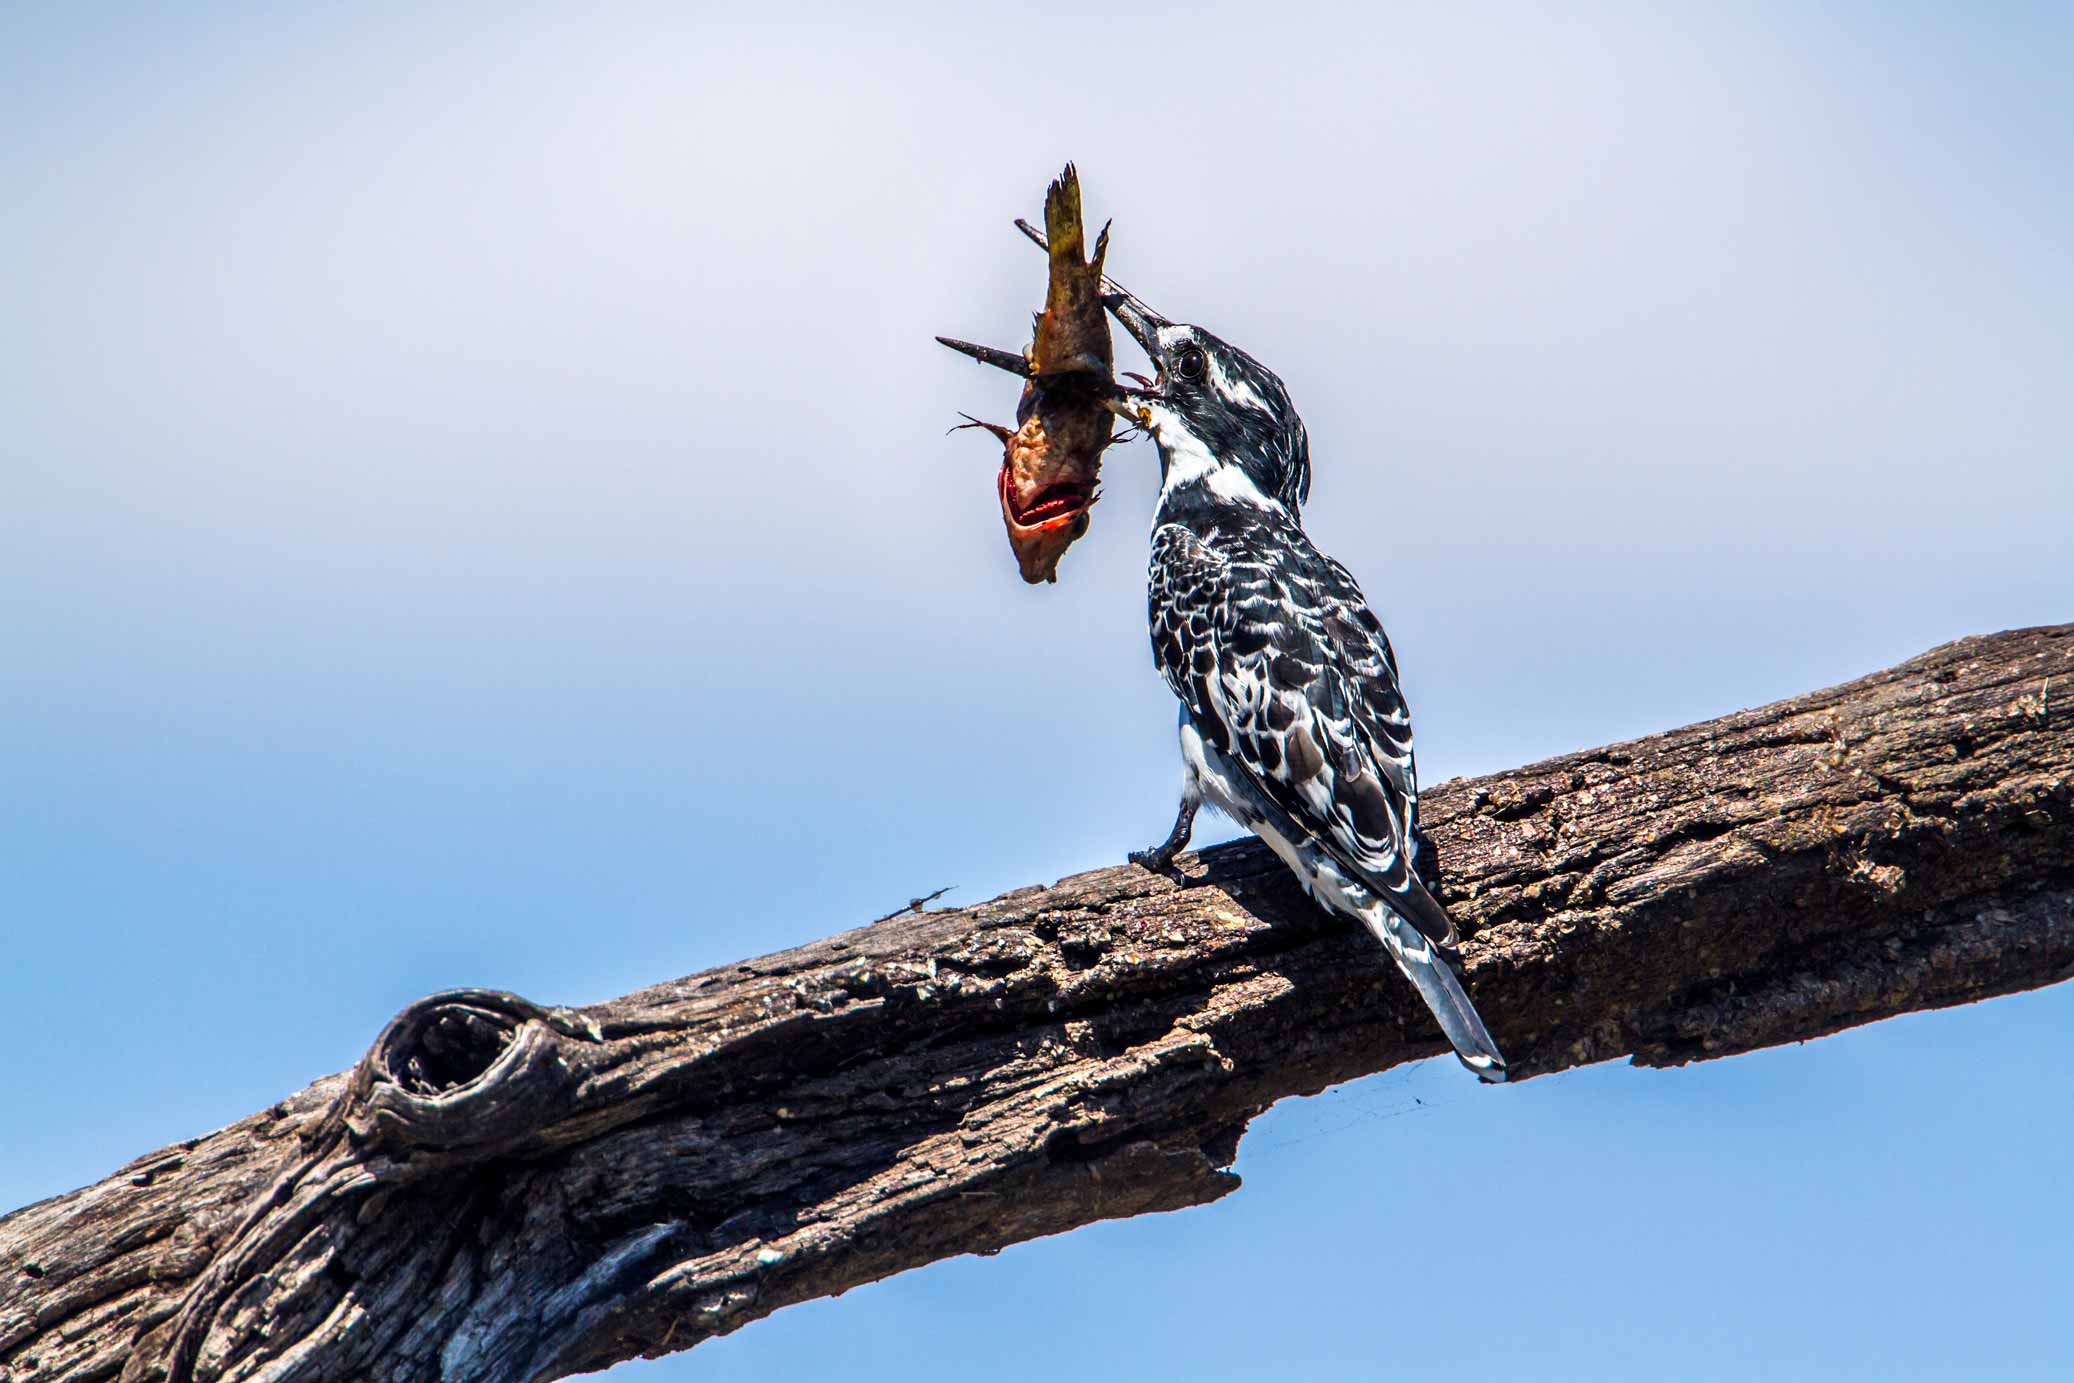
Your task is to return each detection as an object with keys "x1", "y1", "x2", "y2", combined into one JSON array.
[{"x1": 1100, "y1": 279, "x2": 1509, "y2": 1083}]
